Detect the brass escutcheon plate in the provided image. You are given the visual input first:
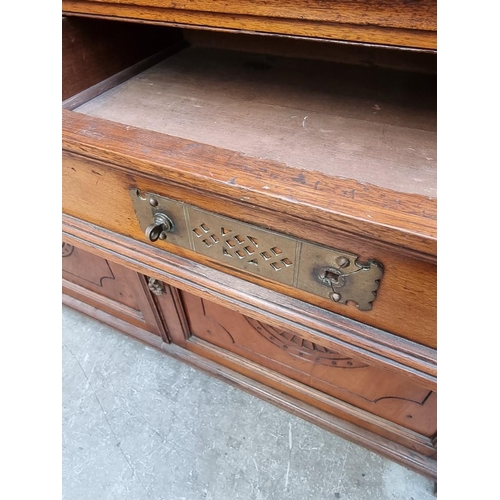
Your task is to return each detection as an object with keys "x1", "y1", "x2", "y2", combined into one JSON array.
[{"x1": 130, "y1": 189, "x2": 383, "y2": 311}]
